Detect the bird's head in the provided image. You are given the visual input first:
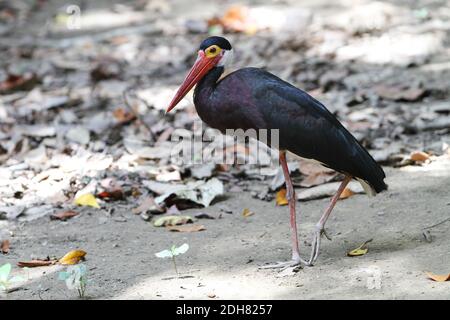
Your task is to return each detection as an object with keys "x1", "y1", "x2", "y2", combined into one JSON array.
[{"x1": 166, "y1": 36, "x2": 233, "y2": 113}]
